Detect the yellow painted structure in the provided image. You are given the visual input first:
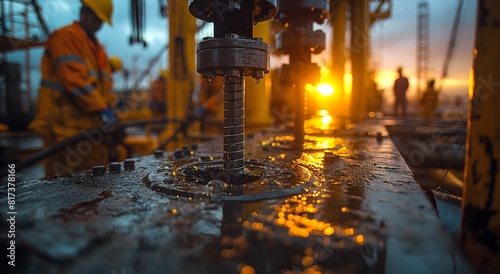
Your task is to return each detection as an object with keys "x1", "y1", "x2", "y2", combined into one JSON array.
[
  {"x1": 331, "y1": 0, "x2": 348, "y2": 118},
  {"x1": 349, "y1": 0, "x2": 370, "y2": 121},
  {"x1": 162, "y1": 0, "x2": 196, "y2": 150},
  {"x1": 245, "y1": 21, "x2": 272, "y2": 133},
  {"x1": 461, "y1": 1, "x2": 500, "y2": 273}
]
